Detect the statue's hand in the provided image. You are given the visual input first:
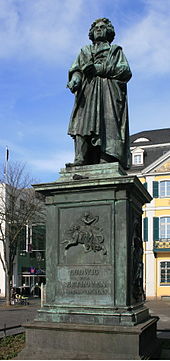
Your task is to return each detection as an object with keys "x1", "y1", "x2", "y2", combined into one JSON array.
[
  {"x1": 67, "y1": 77, "x2": 81, "y2": 93},
  {"x1": 82, "y1": 62, "x2": 95, "y2": 76},
  {"x1": 94, "y1": 64, "x2": 104, "y2": 76}
]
